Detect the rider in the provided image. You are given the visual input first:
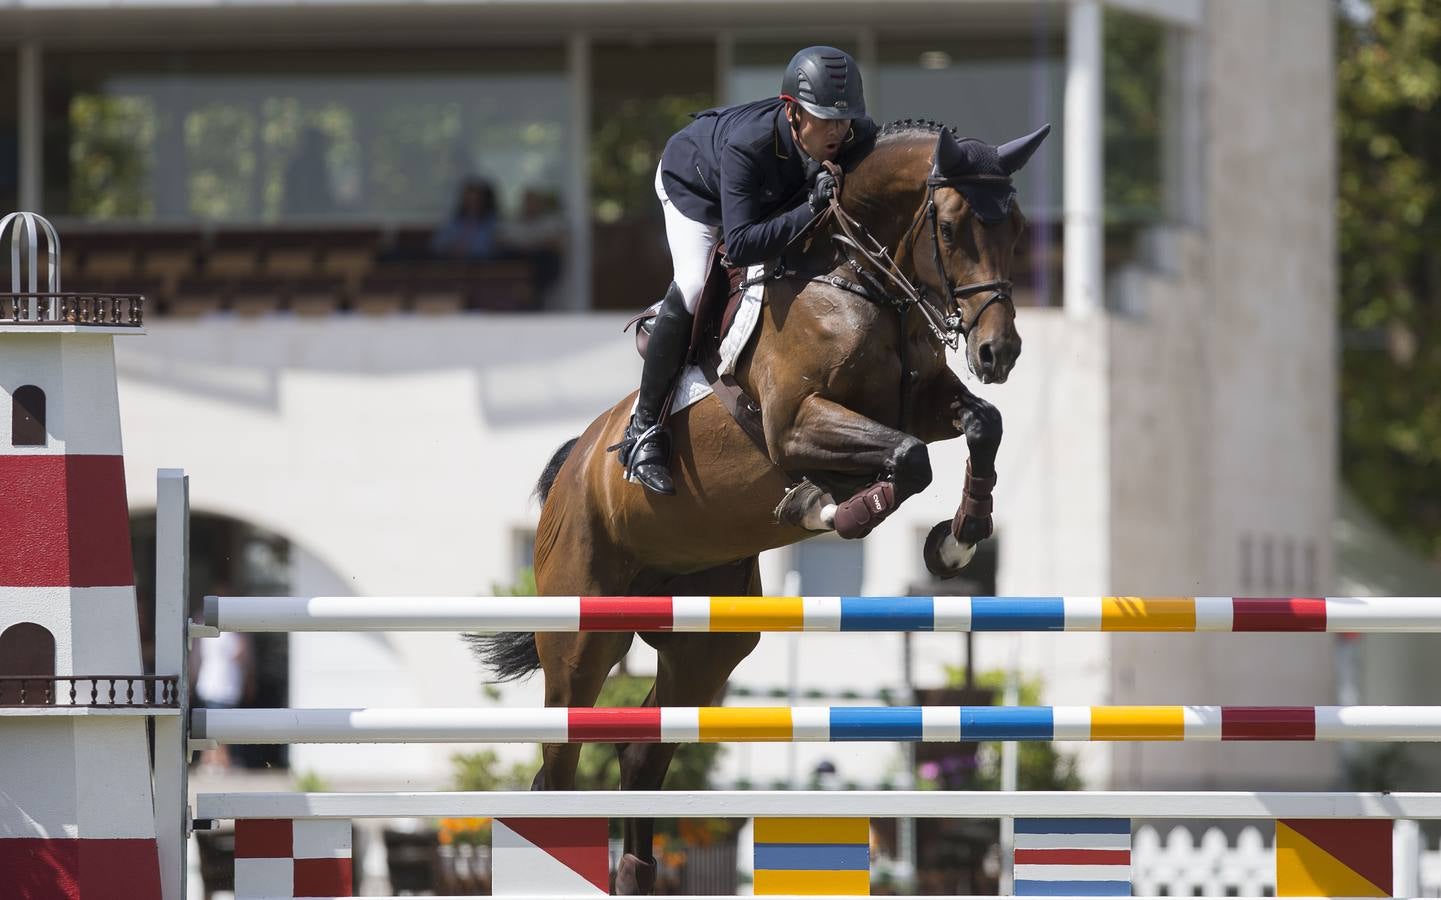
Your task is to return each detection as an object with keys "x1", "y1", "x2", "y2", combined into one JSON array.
[{"x1": 612, "y1": 45, "x2": 879, "y2": 495}]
